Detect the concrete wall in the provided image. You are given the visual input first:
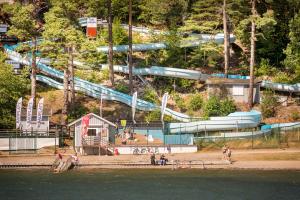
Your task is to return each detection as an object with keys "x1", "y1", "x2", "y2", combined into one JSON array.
[
  {"x1": 207, "y1": 84, "x2": 260, "y2": 103},
  {"x1": 112, "y1": 145, "x2": 197, "y2": 155},
  {"x1": 0, "y1": 138, "x2": 59, "y2": 150}
]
